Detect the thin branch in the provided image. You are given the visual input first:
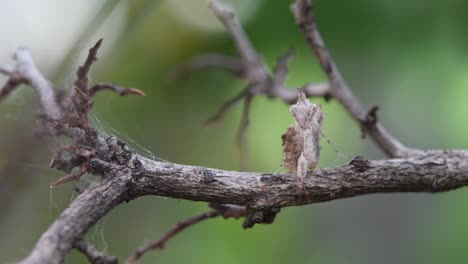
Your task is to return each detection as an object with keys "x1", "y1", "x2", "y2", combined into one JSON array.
[
  {"x1": 290, "y1": 0, "x2": 422, "y2": 158},
  {"x1": 126, "y1": 210, "x2": 219, "y2": 264},
  {"x1": 0, "y1": 77, "x2": 24, "y2": 99},
  {"x1": 126, "y1": 204, "x2": 247, "y2": 264},
  {"x1": 195, "y1": 0, "x2": 422, "y2": 159},
  {"x1": 205, "y1": 88, "x2": 247, "y2": 125},
  {"x1": 193, "y1": 2, "x2": 331, "y2": 169},
  {"x1": 75, "y1": 38, "x2": 103, "y2": 93},
  {"x1": 273, "y1": 48, "x2": 295, "y2": 86},
  {"x1": 171, "y1": 54, "x2": 244, "y2": 79},
  {"x1": 50, "y1": 166, "x2": 88, "y2": 187},
  {"x1": 208, "y1": 1, "x2": 264, "y2": 72},
  {"x1": 236, "y1": 95, "x2": 252, "y2": 170},
  {"x1": 0, "y1": 48, "x2": 61, "y2": 119},
  {"x1": 74, "y1": 239, "x2": 117, "y2": 264},
  {"x1": 88, "y1": 83, "x2": 145, "y2": 97},
  {"x1": 302, "y1": 82, "x2": 330, "y2": 98}
]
